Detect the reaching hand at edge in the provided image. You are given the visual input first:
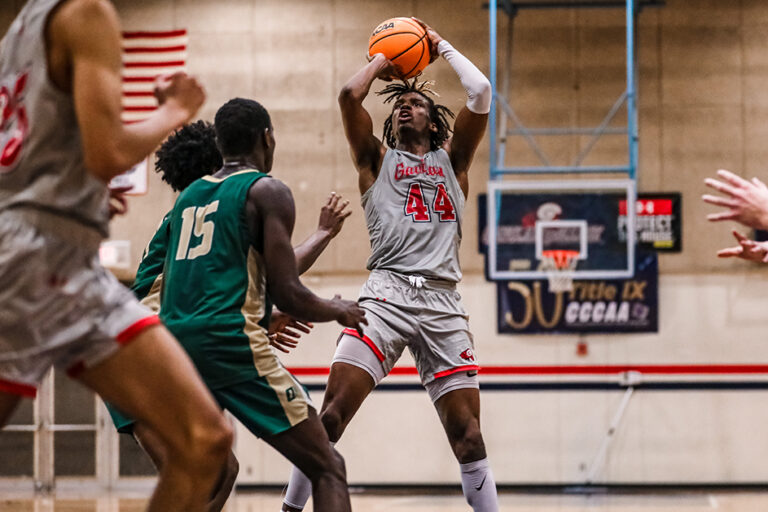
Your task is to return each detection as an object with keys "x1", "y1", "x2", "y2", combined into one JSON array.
[
  {"x1": 108, "y1": 185, "x2": 132, "y2": 219},
  {"x1": 293, "y1": 192, "x2": 354, "y2": 274},
  {"x1": 717, "y1": 230, "x2": 768, "y2": 263},
  {"x1": 703, "y1": 169, "x2": 768, "y2": 230},
  {"x1": 268, "y1": 309, "x2": 313, "y2": 354},
  {"x1": 317, "y1": 192, "x2": 352, "y2": 239}
]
